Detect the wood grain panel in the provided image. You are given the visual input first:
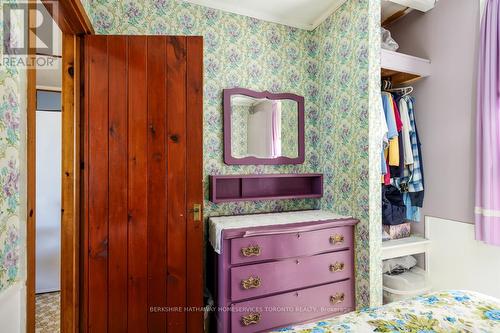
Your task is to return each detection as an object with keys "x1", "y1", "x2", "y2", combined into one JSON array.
[
  {"x1": 81, "y1": 35, "x2": 90, "y2": 333},
  {"x1": 166, "y1": 36, "x2": 188, "y2": 332},
  {"x1": 83, "y1": 35, "x2": 203, "y2": 332},
  {"x1": 127, "y1": 36, "x2": 149, "y2": 332},
  {"x1": 186, "y1": 36, "x2": 204, "y2": 333},
  {"x1": 26, "y1": 2, "x2": 37, "y2": 332},
  {"x1": 107, "y1": 35, "x2": 128, "y2": 332},
  {"x1": 147, "y1": 36, "x2": 168, "y2": 331},
  {"x1": 87, "y1": 35, "x2": 109, "y2": 332},
  {"x1": 61, "y1": 32, "x2": 81, "y2": 333}
]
